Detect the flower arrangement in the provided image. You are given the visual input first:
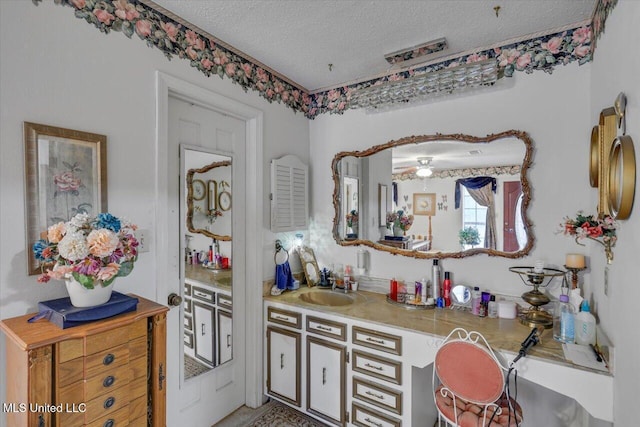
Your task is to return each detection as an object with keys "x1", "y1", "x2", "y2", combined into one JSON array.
[
  {"x1": 459, "y1": 226, "x2": 481, "y2": 246},
  {"x1": 346, "y1": 210, "x2": 358, "y2": 228},
  {"x1": 386, "y1": 210, "x2": 414, "y2": 231},
  {"x1": 195, "y1": 205, "x2": 223, "y2": 224},
  {"x1": 33, "y1": 213, "x2": 139, "y2": 288},
  {"x1": 559, "y1": 211, "x2": 617, "y2": 263}
]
